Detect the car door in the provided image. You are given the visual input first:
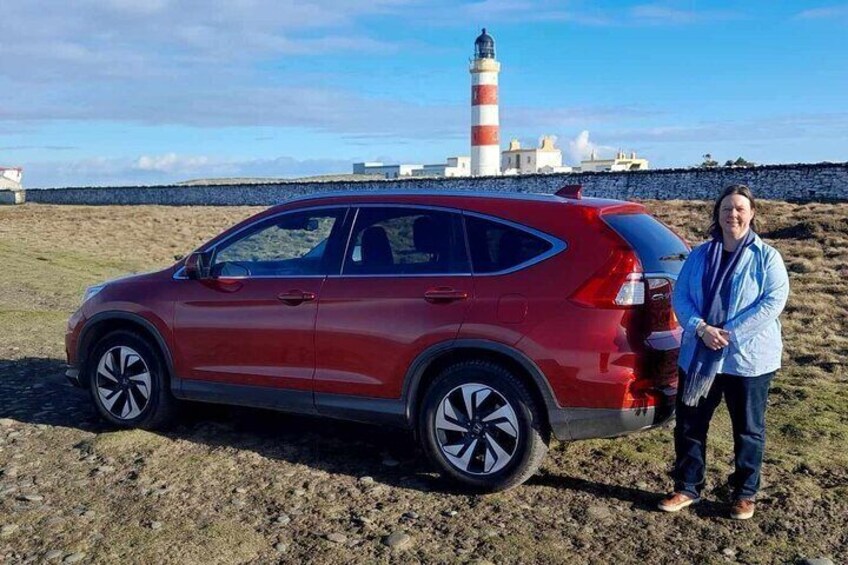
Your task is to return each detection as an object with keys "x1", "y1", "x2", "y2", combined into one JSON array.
[
  {"x1": 172, "y1": 207, "x2": 348, "y2": 400},
  {"x1": 314, "y1": 205, "x2": 473, "y2": 400}
]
